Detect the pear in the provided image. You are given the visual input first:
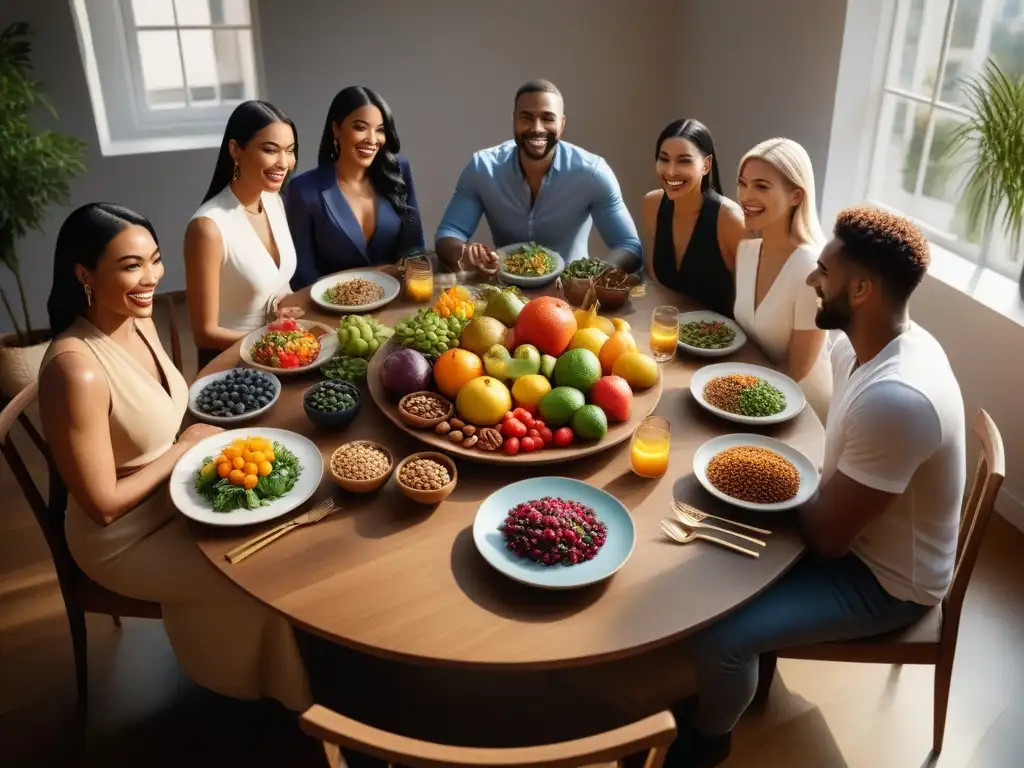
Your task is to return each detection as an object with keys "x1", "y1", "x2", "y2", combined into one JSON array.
[
  {"x1": 460, "y1": 316, "x2": 508, "y2": 357},
  {"x1": 483, "y1": 289, "x2": 525, "y2": 327}
]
